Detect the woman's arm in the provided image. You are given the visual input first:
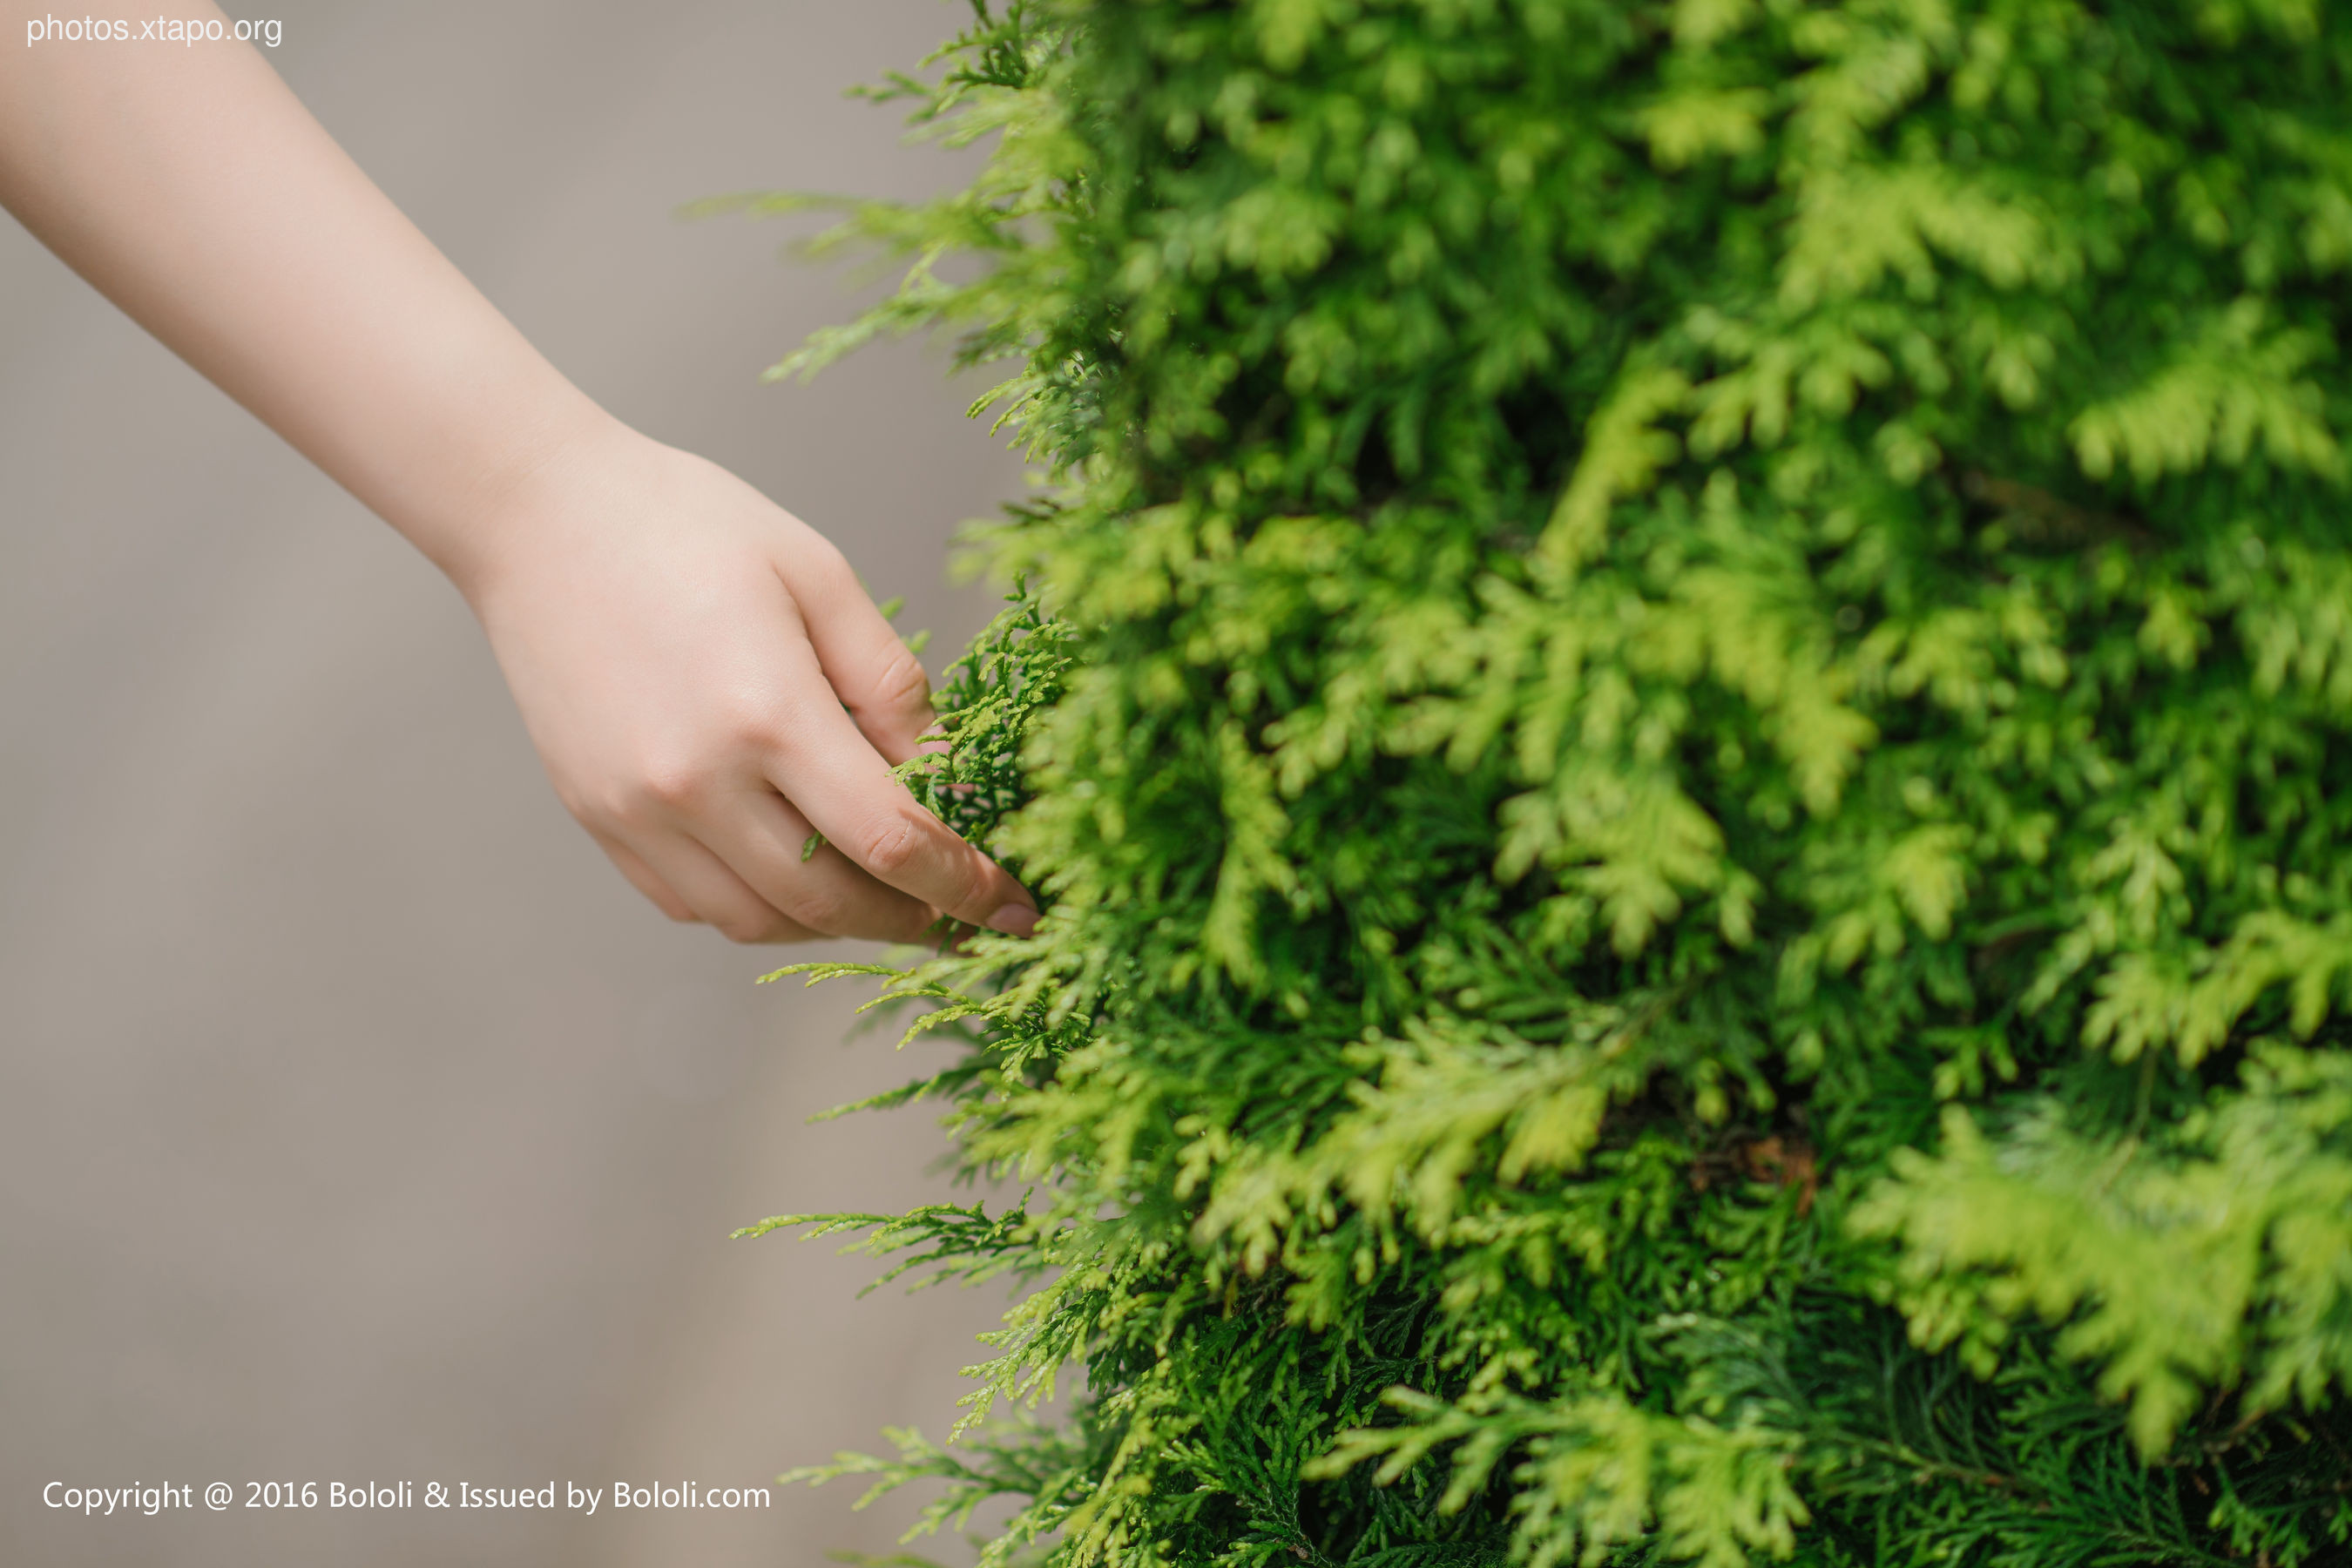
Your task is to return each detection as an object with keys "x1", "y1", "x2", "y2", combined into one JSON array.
[{"x1": 0, "y1": 3, "x2": 1037, "y2": 943}]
